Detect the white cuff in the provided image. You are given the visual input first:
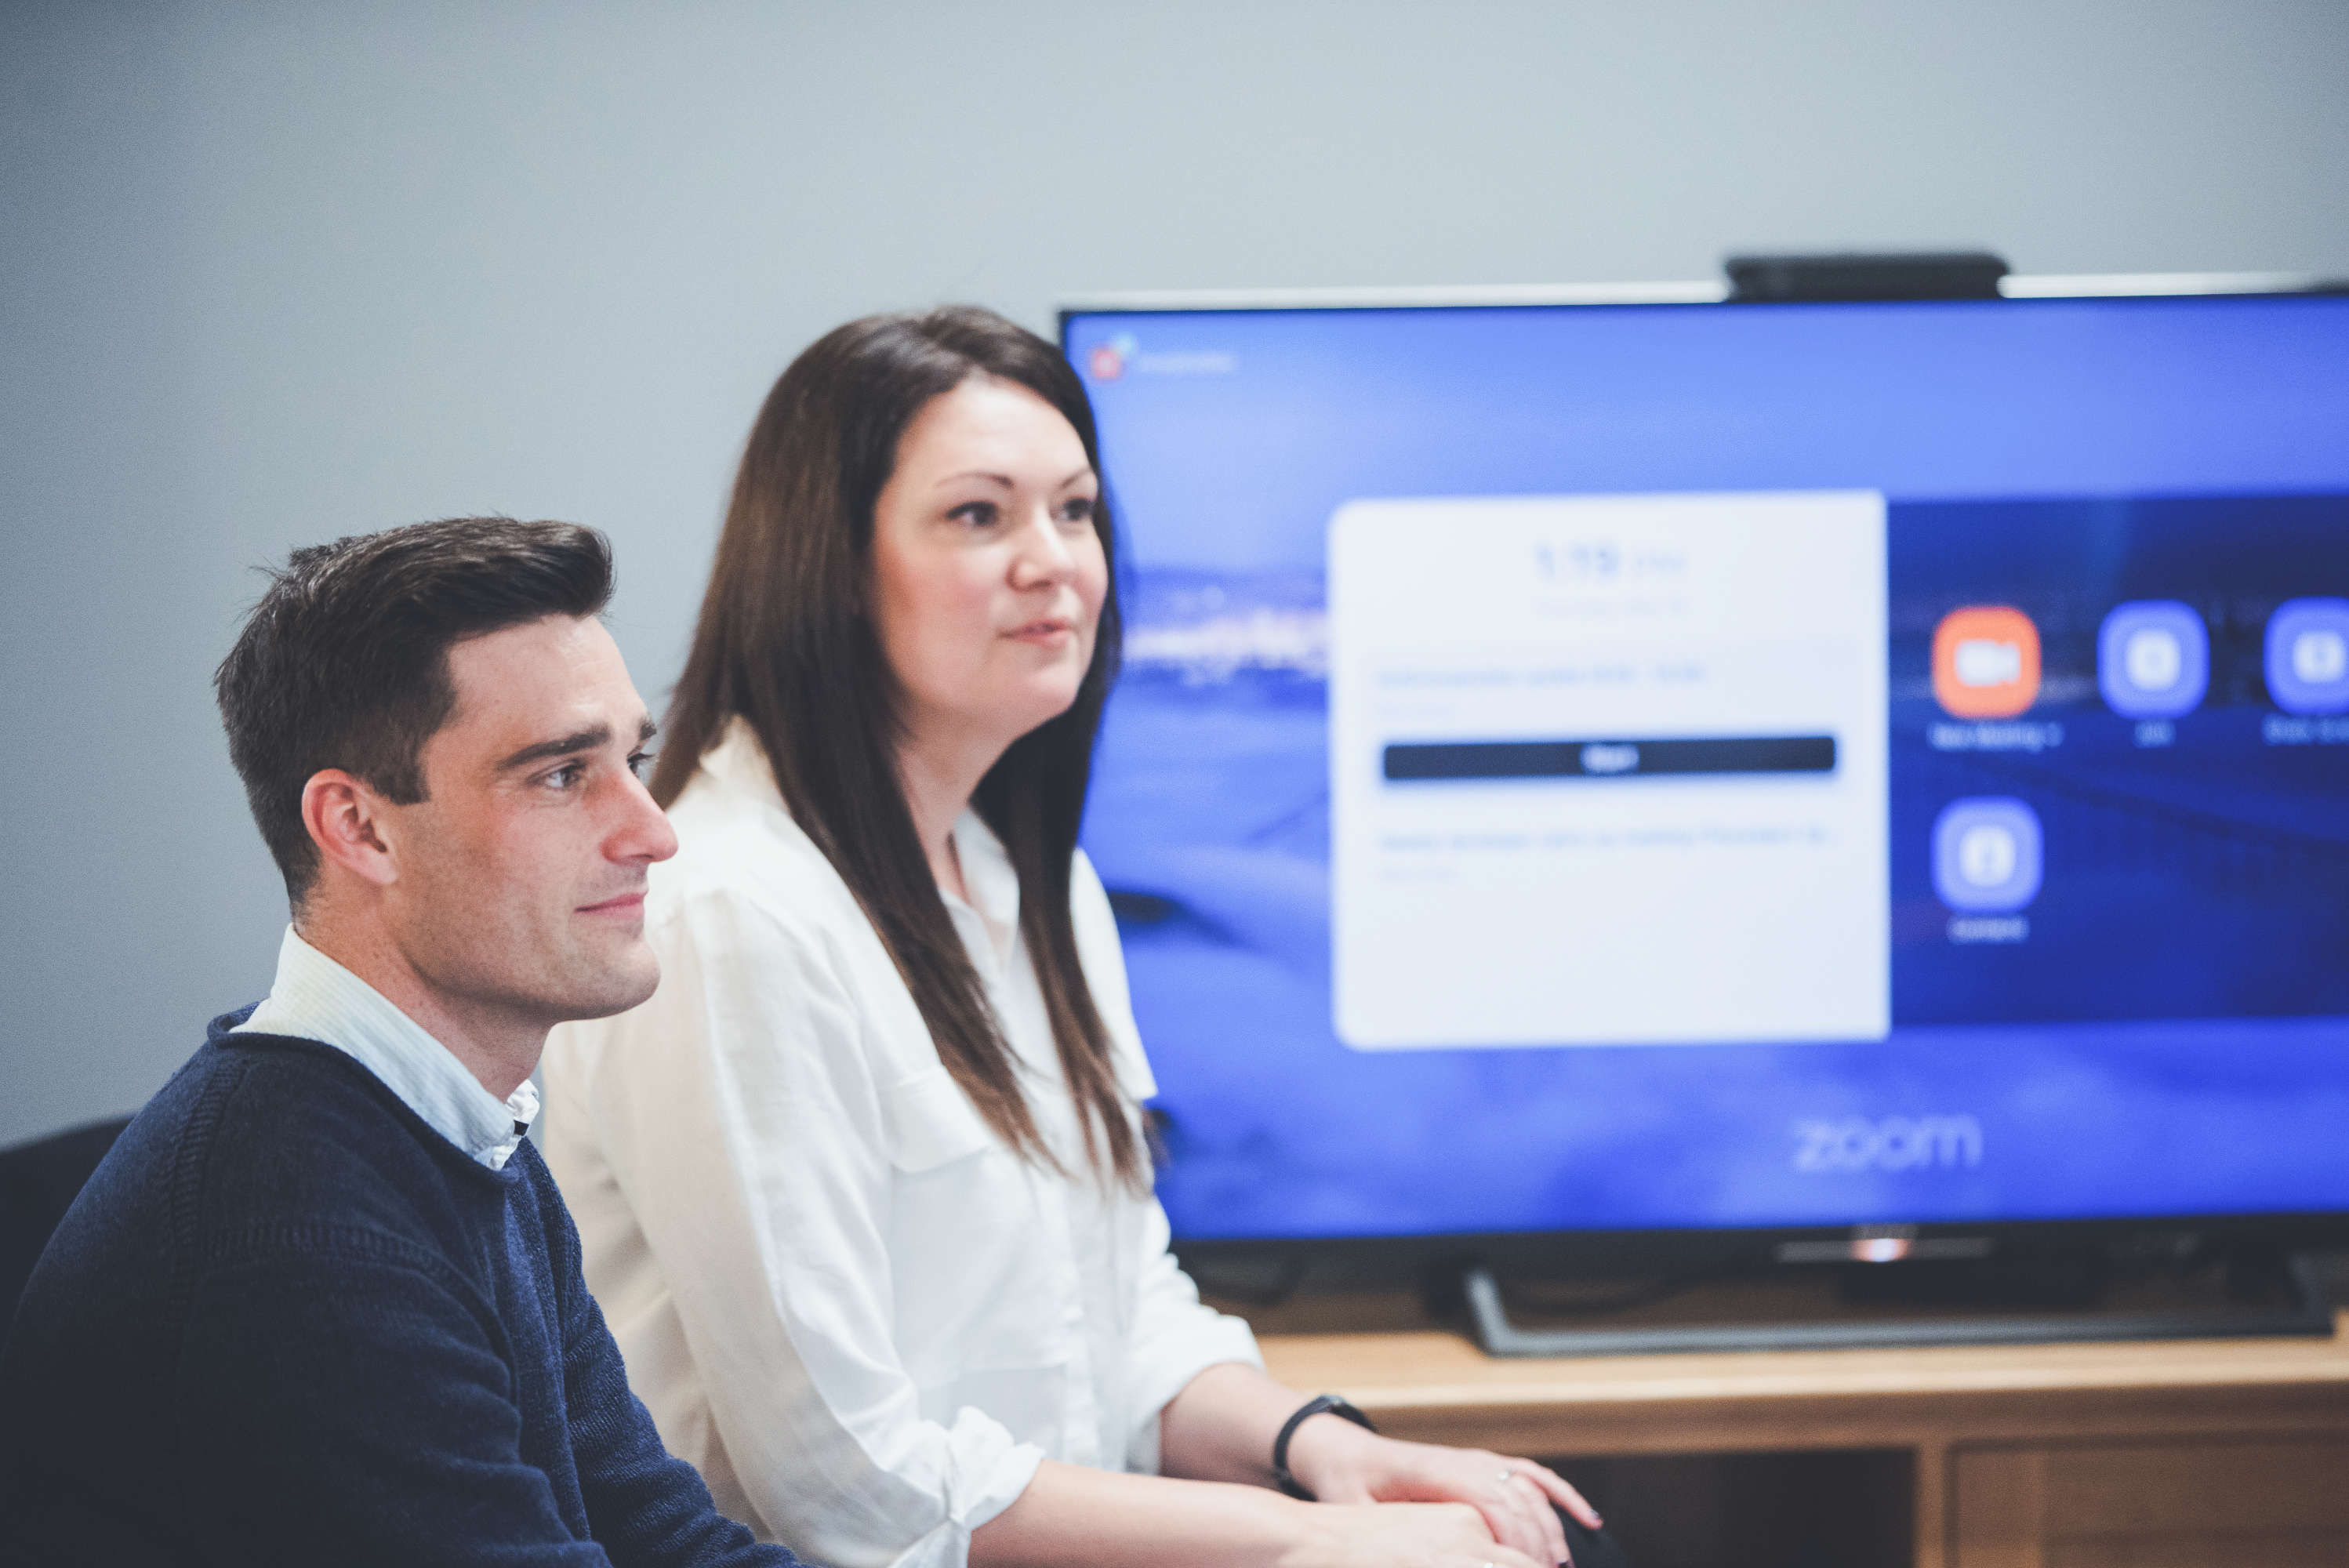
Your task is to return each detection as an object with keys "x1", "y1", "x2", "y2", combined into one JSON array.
[{"x1": 954, "y1": 1429, "x2": 1046, "y2": 1535}]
